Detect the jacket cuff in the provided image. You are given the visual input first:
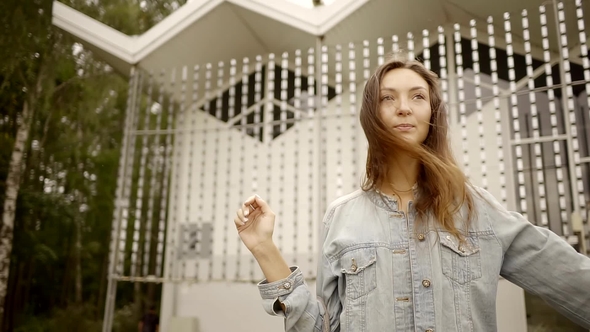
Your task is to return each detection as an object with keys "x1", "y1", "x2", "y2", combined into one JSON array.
[{"x1": 258, "y1": 266, "x2": 303, "y2": 299}]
